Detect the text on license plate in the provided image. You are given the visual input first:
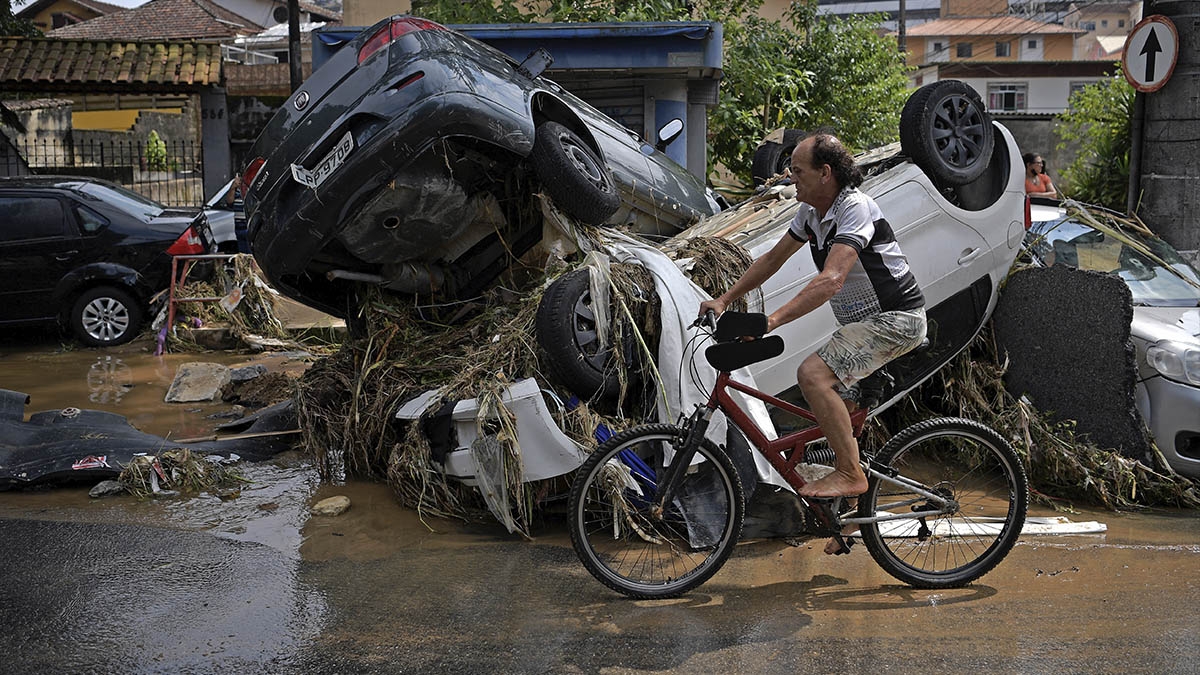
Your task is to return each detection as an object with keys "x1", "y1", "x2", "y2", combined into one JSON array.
[{"x1": 290, "y1": 131, "x2": 354, "y2": 189}]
